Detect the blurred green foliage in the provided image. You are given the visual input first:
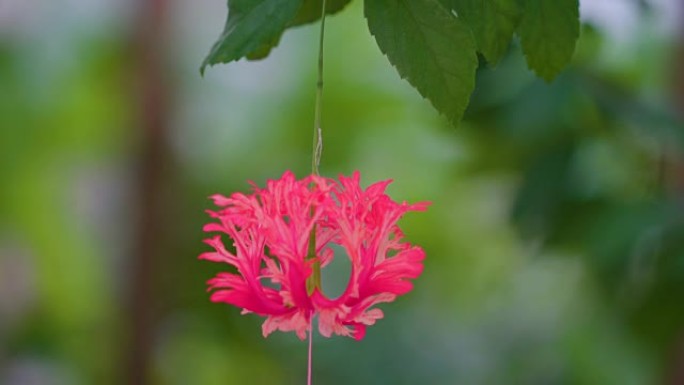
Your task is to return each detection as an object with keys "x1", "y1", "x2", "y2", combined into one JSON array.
[{"x1": 1, "y1": 1, "x2": 683, "y2": 385}]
